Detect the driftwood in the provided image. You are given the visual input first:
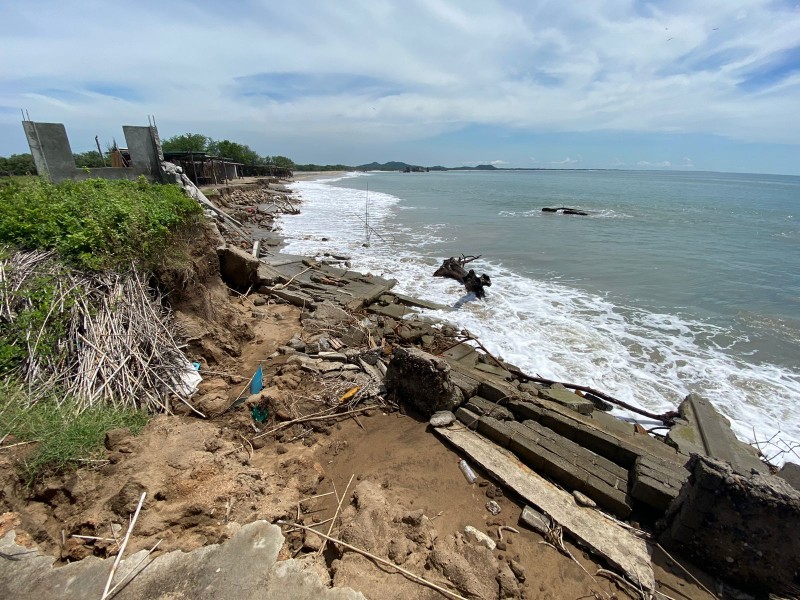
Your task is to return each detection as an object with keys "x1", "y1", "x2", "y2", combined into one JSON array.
[{"x1": 433, "y1": 255, "x2": 492, "y2": 299}]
